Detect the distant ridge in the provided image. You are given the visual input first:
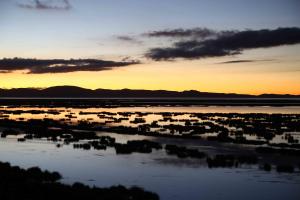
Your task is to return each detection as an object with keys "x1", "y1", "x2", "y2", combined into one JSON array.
[{"x1": 0, "y1": 86, "x2": 299, "y2": 98}]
